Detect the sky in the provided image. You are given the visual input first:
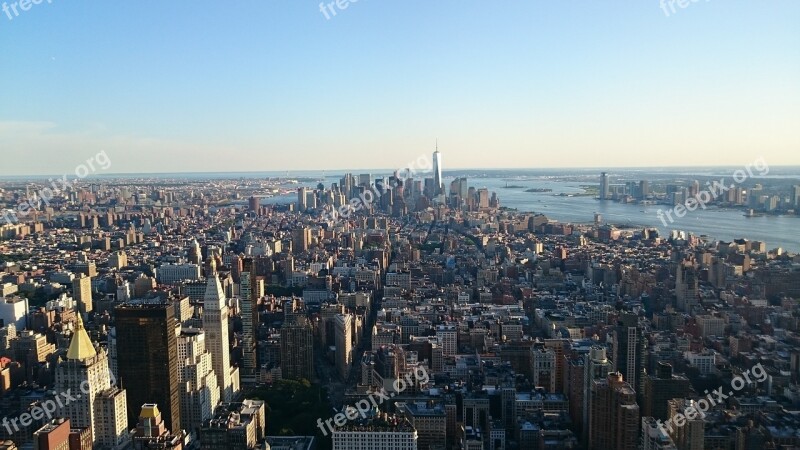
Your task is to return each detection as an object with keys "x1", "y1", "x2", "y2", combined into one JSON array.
[{"x1": 0, "y1": 0, "x2": 798, "y2": 176}]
